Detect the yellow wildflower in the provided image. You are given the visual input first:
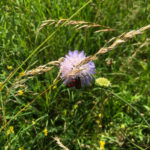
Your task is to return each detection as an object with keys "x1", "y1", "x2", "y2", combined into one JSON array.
[
  {"x1": 19, "y1": 147, "x2": 24, "y2": 150},
  {"x1": 121, "y1": 124, "x2": 126, "y2": 129},
  {"x1": 98, "y1": 124, "x2": 102, "y2": 128},
  {"x1": 32, "y1": 120, "x2": 35, "y2": 125},
  {"x1": 19, "y1": 72, "x2": 24, "y2": 77},
  {"x1": 43, "y1": 128, "x2": 48, "y2": 136},
  {"x1": 9, "y1": 126, "x2": 14, "y2": 134},
  {"x1": 96, "y1": 77, "x2": 111, "y2": 87},
  {"x1": 100, "y1": 140, "x2": 105, "y2": 150},
  {"x1": 96, "y1": 120, "x2": 100, "y2": 124},
  {"x1": 98, "y1": 113, "x2": 102, "y2": 118},
  {"x1": 18, "y1": 90, "x2": 23, "y2": 96},
  {"x1": 7, "y1": 66, "x2": 13, "y2": 70},
  {"x1": 73, "y1": 104, "x2": 78, "y2": 110},
  {"x1": 52, "y1": 85, "x2": 57, "y2": 90}
]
